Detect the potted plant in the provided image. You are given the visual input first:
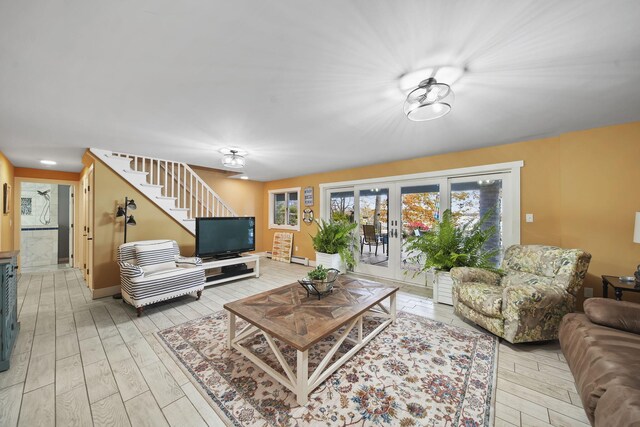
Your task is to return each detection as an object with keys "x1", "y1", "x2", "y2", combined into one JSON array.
[
  {"x1": 307, "y1": 265, "x2": 339, "y2": 292},
  {"x1": 404, "y1": 209, "x2": 500, "y2": 305},
  {"x1": 311, "y1": 218, "x2": 359, "y2": 272}
]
